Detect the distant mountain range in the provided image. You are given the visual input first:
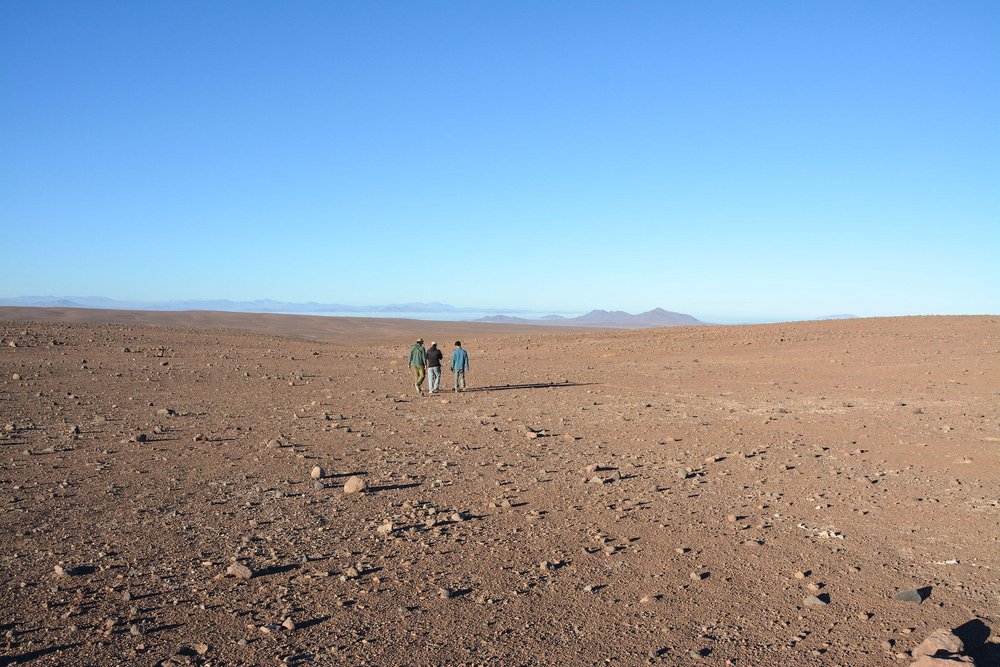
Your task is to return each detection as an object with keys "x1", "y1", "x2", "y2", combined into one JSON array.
[
  {"x1": 0, "y1": 296, "x2": 707, "y2": 328},
  {"x1": 0, "y1": 296, "x2": 533, "y2": 316},
  {"x1": 477, "y1": 308, "x2": 705, "y2": 328}
]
